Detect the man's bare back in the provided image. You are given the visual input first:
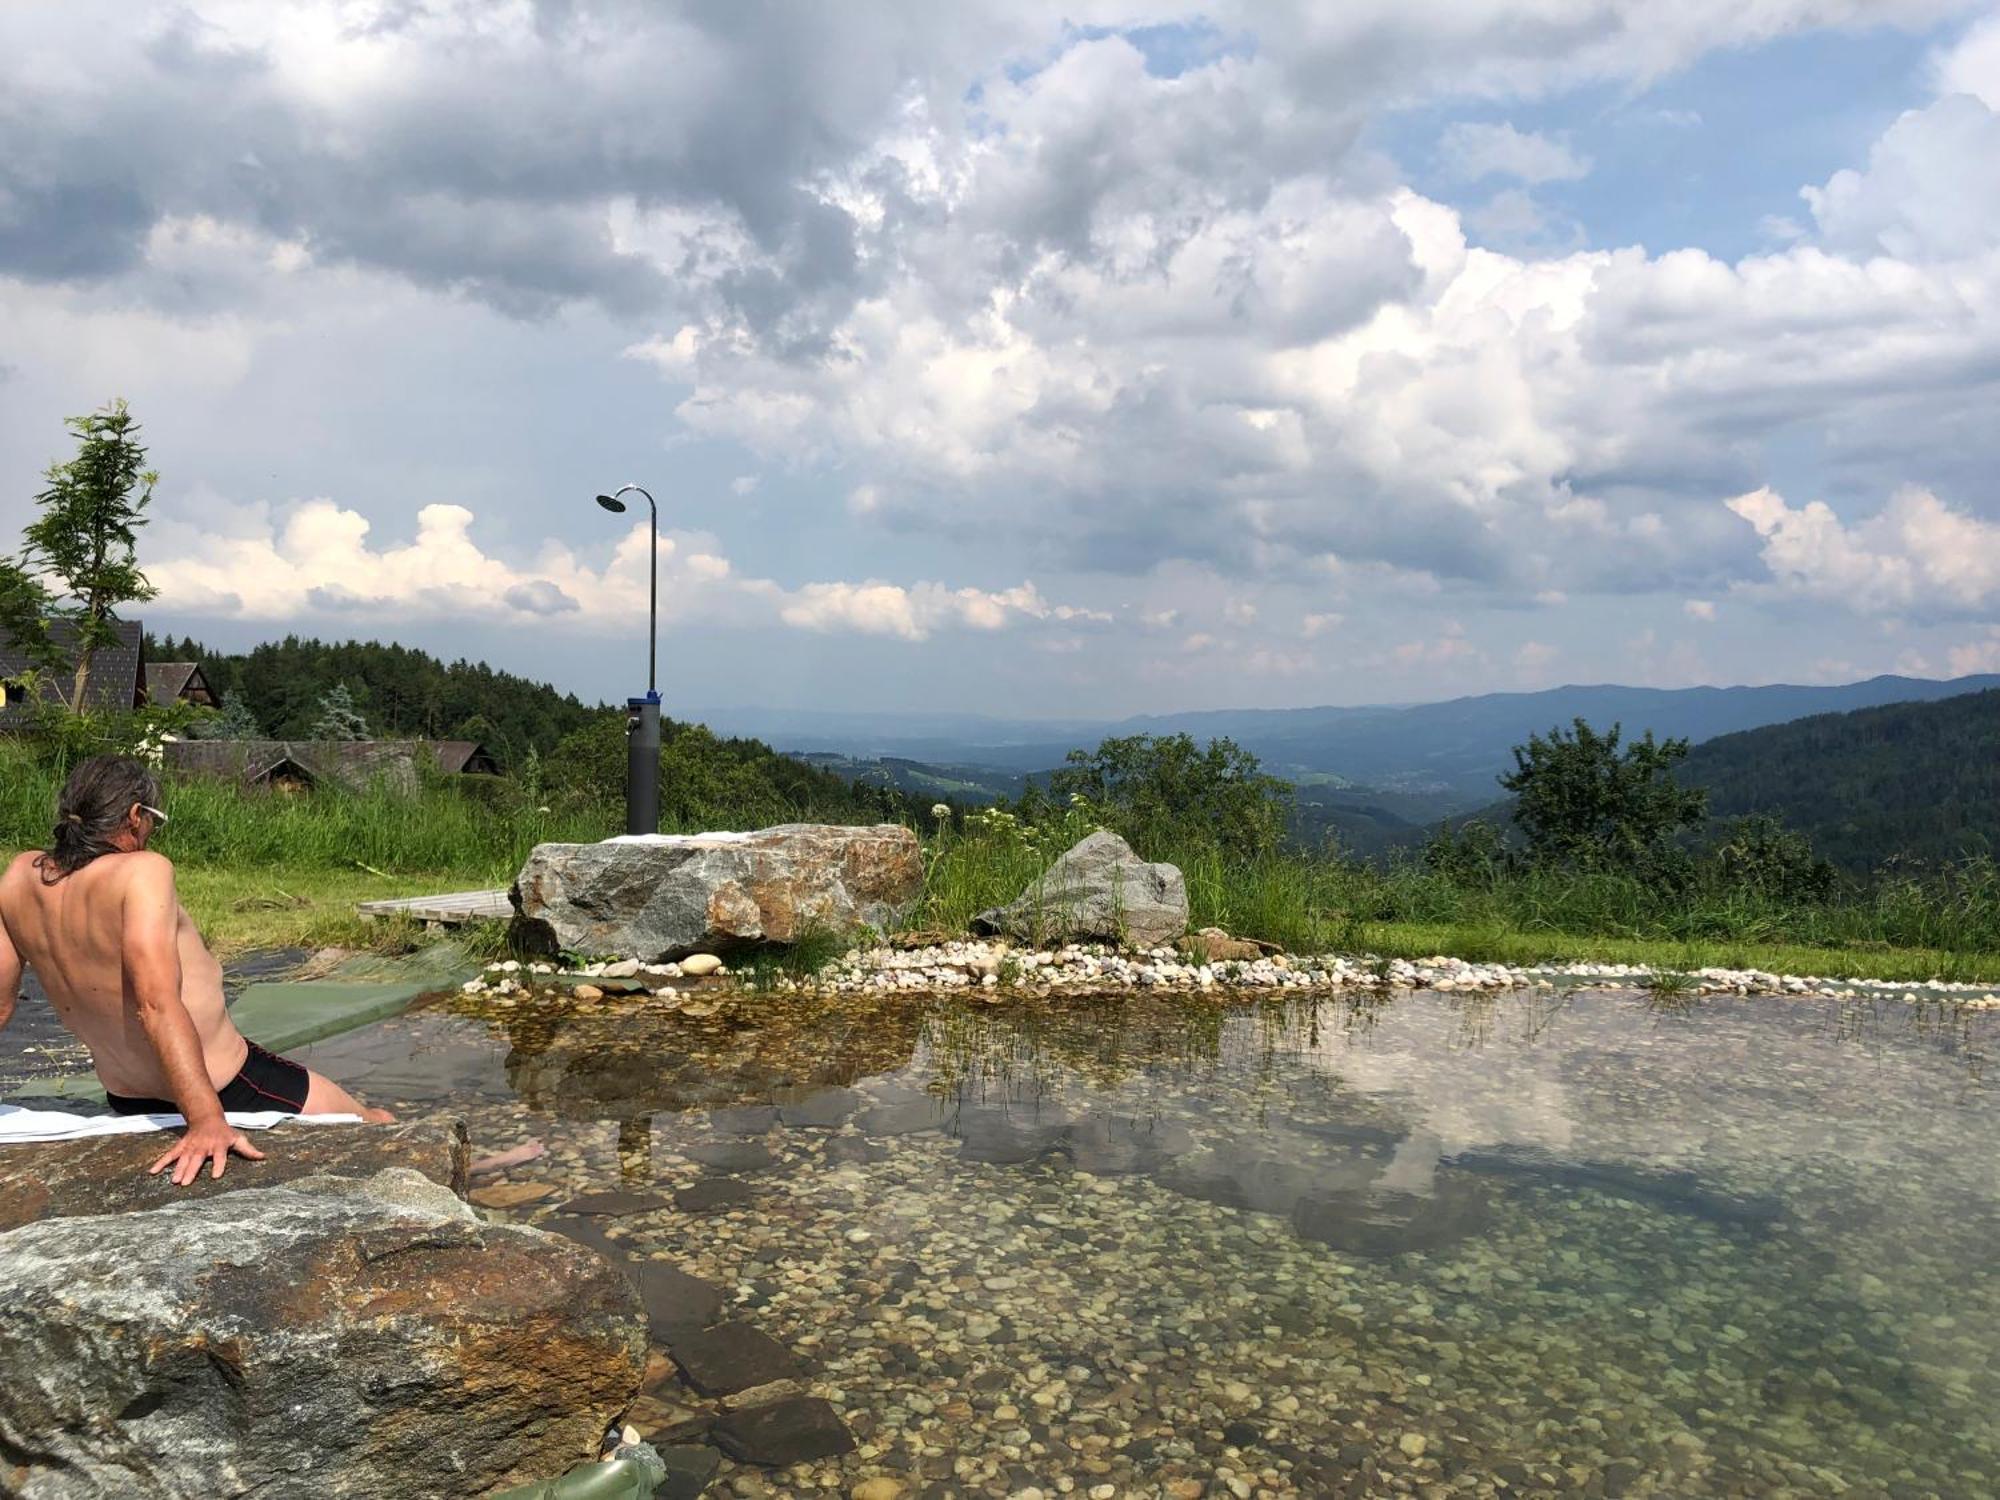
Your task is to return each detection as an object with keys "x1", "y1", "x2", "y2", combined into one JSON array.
[{"x1": 0, "y1": 756, "x2": 391, "y2": 1184}]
